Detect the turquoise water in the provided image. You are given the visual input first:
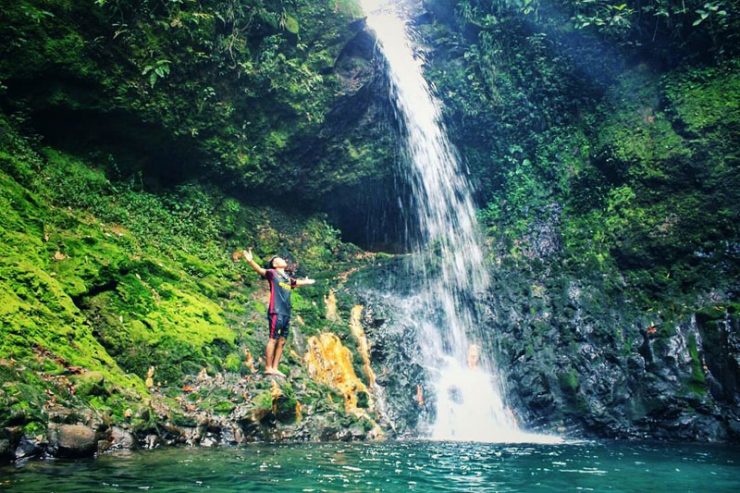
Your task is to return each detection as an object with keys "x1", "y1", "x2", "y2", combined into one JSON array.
[{"x1": 1, "y1": 441, "x2": 738, "y2": 492}]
